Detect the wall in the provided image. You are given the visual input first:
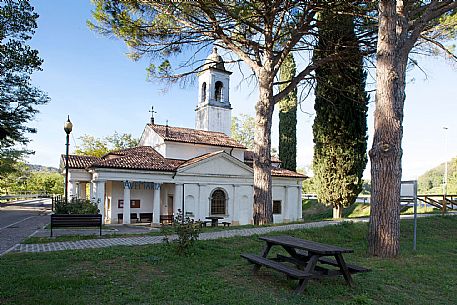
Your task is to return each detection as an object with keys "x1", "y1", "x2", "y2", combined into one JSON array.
[{"x1": 165, "y1": 142, "x2": 244, "y2": 161}]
